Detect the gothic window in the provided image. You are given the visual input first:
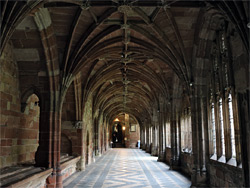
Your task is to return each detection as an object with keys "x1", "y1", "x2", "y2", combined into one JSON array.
[
  {"x1": 208, "y1": 22, "x2": 240, "y2": 165},
  {"x1": 150, "y1": 126, "x2": 152, "y2": 144},
  {"x1": 166, "y1": 121, "x2": 171, "y2": 147},
  {"x1": 181, "y1": 112, "x2": 185, "y2": 151},
  {"x1": 211, "y1": 102, "x2": 217, "y2": 156},
  {"x1": 228, "y1": 93, "x2": 236, "y2": 158},
  {"x1": 219, "y1": 98, "x2": 226, "y2": 156},
  {"x1": 163, "y1": 123, "x2": 166, "y2": 149}
]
